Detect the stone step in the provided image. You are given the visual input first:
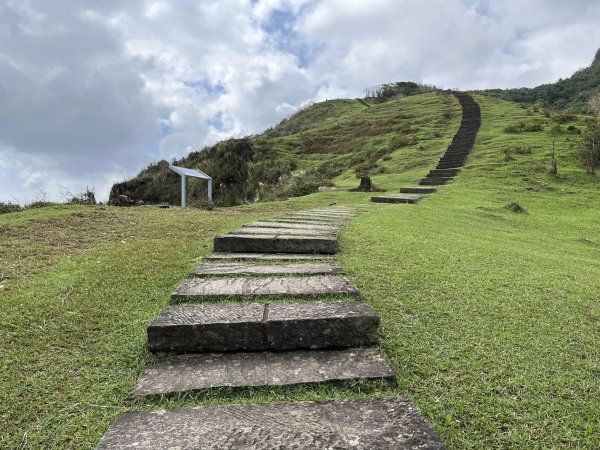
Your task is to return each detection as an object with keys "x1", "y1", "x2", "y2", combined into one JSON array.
[
  {"x1": 205, "y1": 252, "x2": 336, "y2": 261},
  {"x1": 265, "y1": 217, "x2": 344, "y2": 226},
  {"x1": 428, "y1": 169, "x2": 459, "y2": 177},
  {"x1": 171, "y1": 275, "x2": 359, "y2": 302},
  {"x1": 130, "y1": 347, "x2": 393, "y2": 397},
  {"x1": 231, "y1": 227, "x2": 335, "y2": 236},
  {"x1": 439, "y1": 156, "x2": 466, "y2": 164},
  {"x1": 399, "y1": 186, "x2": 437, "y2": 194},
  {"x1": 436, "y1": 162, "x2": 463, "y2": 169},
  {"x1": 371, "y1": 194, "x2": 425, "y2": 204},
  {"x1": 214, "y1": 234, "x2": 337, "y2": 254},
  {"x1": 419, "y1": 178, "x2": 452, "y2": 186},
  {"x1": 246, "y1": 221, "x2": 338, "y2": 231},
  {"x1": 148, "y1": 301, "x2": 378, "y2": 353},
  {"x1": 279, "y1": 214, "x2": 347, "y2": 223},
  {"x1": 190, "y1": 262, "x2": 343, "y2": 277},
  {"x1": 97, "y1": 397, "x2": 446, "y2": 449}
]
